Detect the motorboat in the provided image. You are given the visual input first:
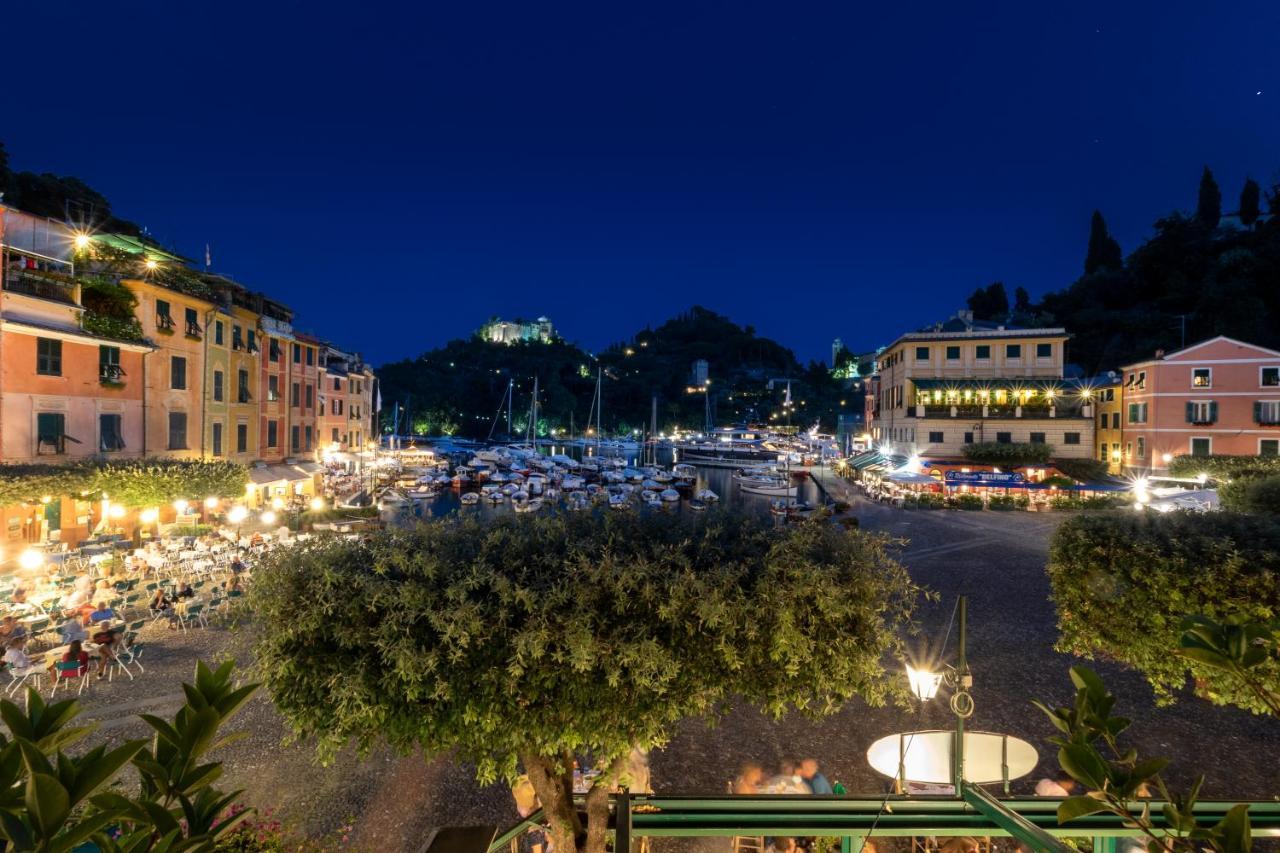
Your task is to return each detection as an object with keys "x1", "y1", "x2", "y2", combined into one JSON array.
[
  {"x1": 460, "y1": 492, "x2": 481, "y2": 505},
  {"x1": 608, "y1": 492, "x2": 630, "y2": 510},
  {"x1": 561, "y1": 474, "x2": 586, "y2": 490},
  {"x1": 688, "y1": 499, "x2": 708, "y2": 511},
  {"x1": 641, "y1": 479, "x2": 662, "y2": 490},
  {"x1": 513, "y1": 497, "x2": 543, "y2": 513},
  {"x1": 695, "y1": 489, "x2": 719, "y2": 502},
  {"x1": 739, "y1": 477, "x2": 797, "y2": 497},
  {"x1": 486, "y1": 491, "x2": 504, "y2": 503},
  {"x1": 659, "y1": 488, "x2": 681, "y2": 502},
  {"x1": 672, "y1": 463, "x2": 698, "y2": 479}
]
